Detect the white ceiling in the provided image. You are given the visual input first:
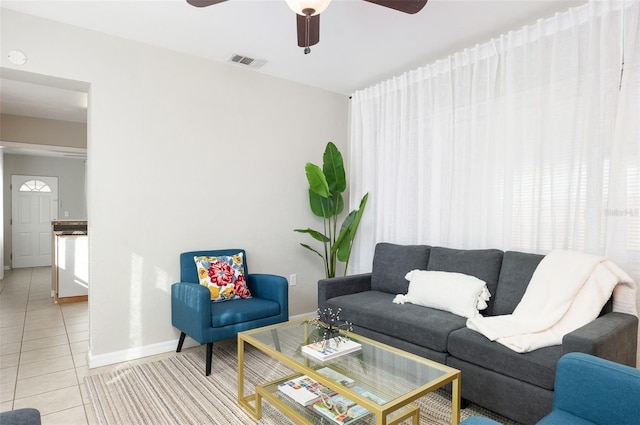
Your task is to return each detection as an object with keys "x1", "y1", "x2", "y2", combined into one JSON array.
[{"x1": 1, "y1": 0, "x2": 587, "y2": 123}]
